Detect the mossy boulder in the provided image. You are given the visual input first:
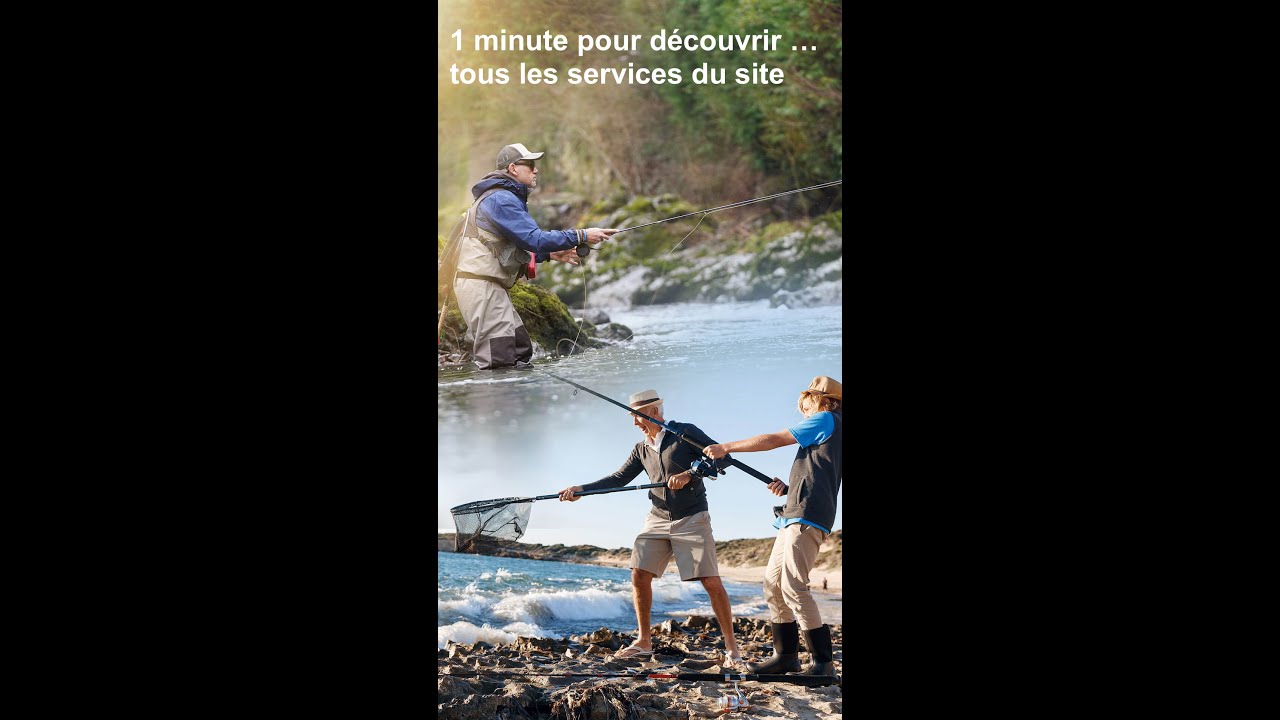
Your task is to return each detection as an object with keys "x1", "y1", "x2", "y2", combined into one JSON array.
[
  {"x1": 509, "y1": 282, "x2": 603, "y2": 355},
  {"x1": 437, "y1": 281, "x2": 614, "y2": 365}
]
